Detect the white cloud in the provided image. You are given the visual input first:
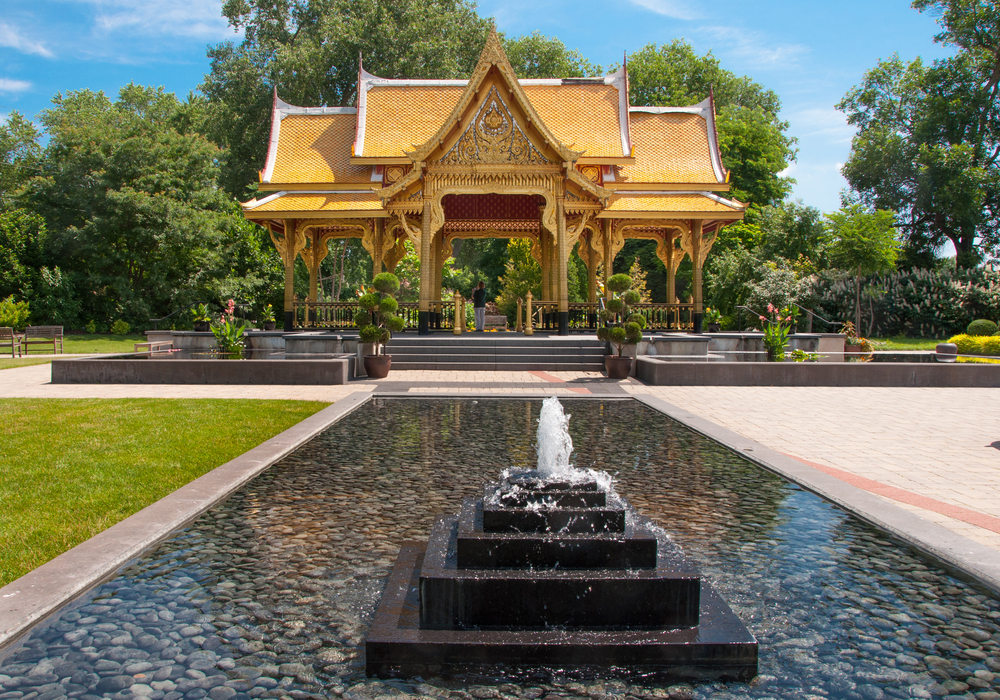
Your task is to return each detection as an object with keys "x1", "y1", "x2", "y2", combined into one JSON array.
[
  {"x1": 0, "y1": 78, "x2": 32, "y2": 93},
  {"x1": 787, "y1": 107, "x2": 855, "y2": 144},
  {"x1": 626, "y1": 0, "x2": 702, "y2": 21},
  {"x1": 0, "y1": 22, "x2": 55, "y2": 58},
  {"x1": 75, "y1": 0, "x2": 235, "y2": 40},
  {"x1": 698, "y1": 26, "x2": 807, "y2": 69}
]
